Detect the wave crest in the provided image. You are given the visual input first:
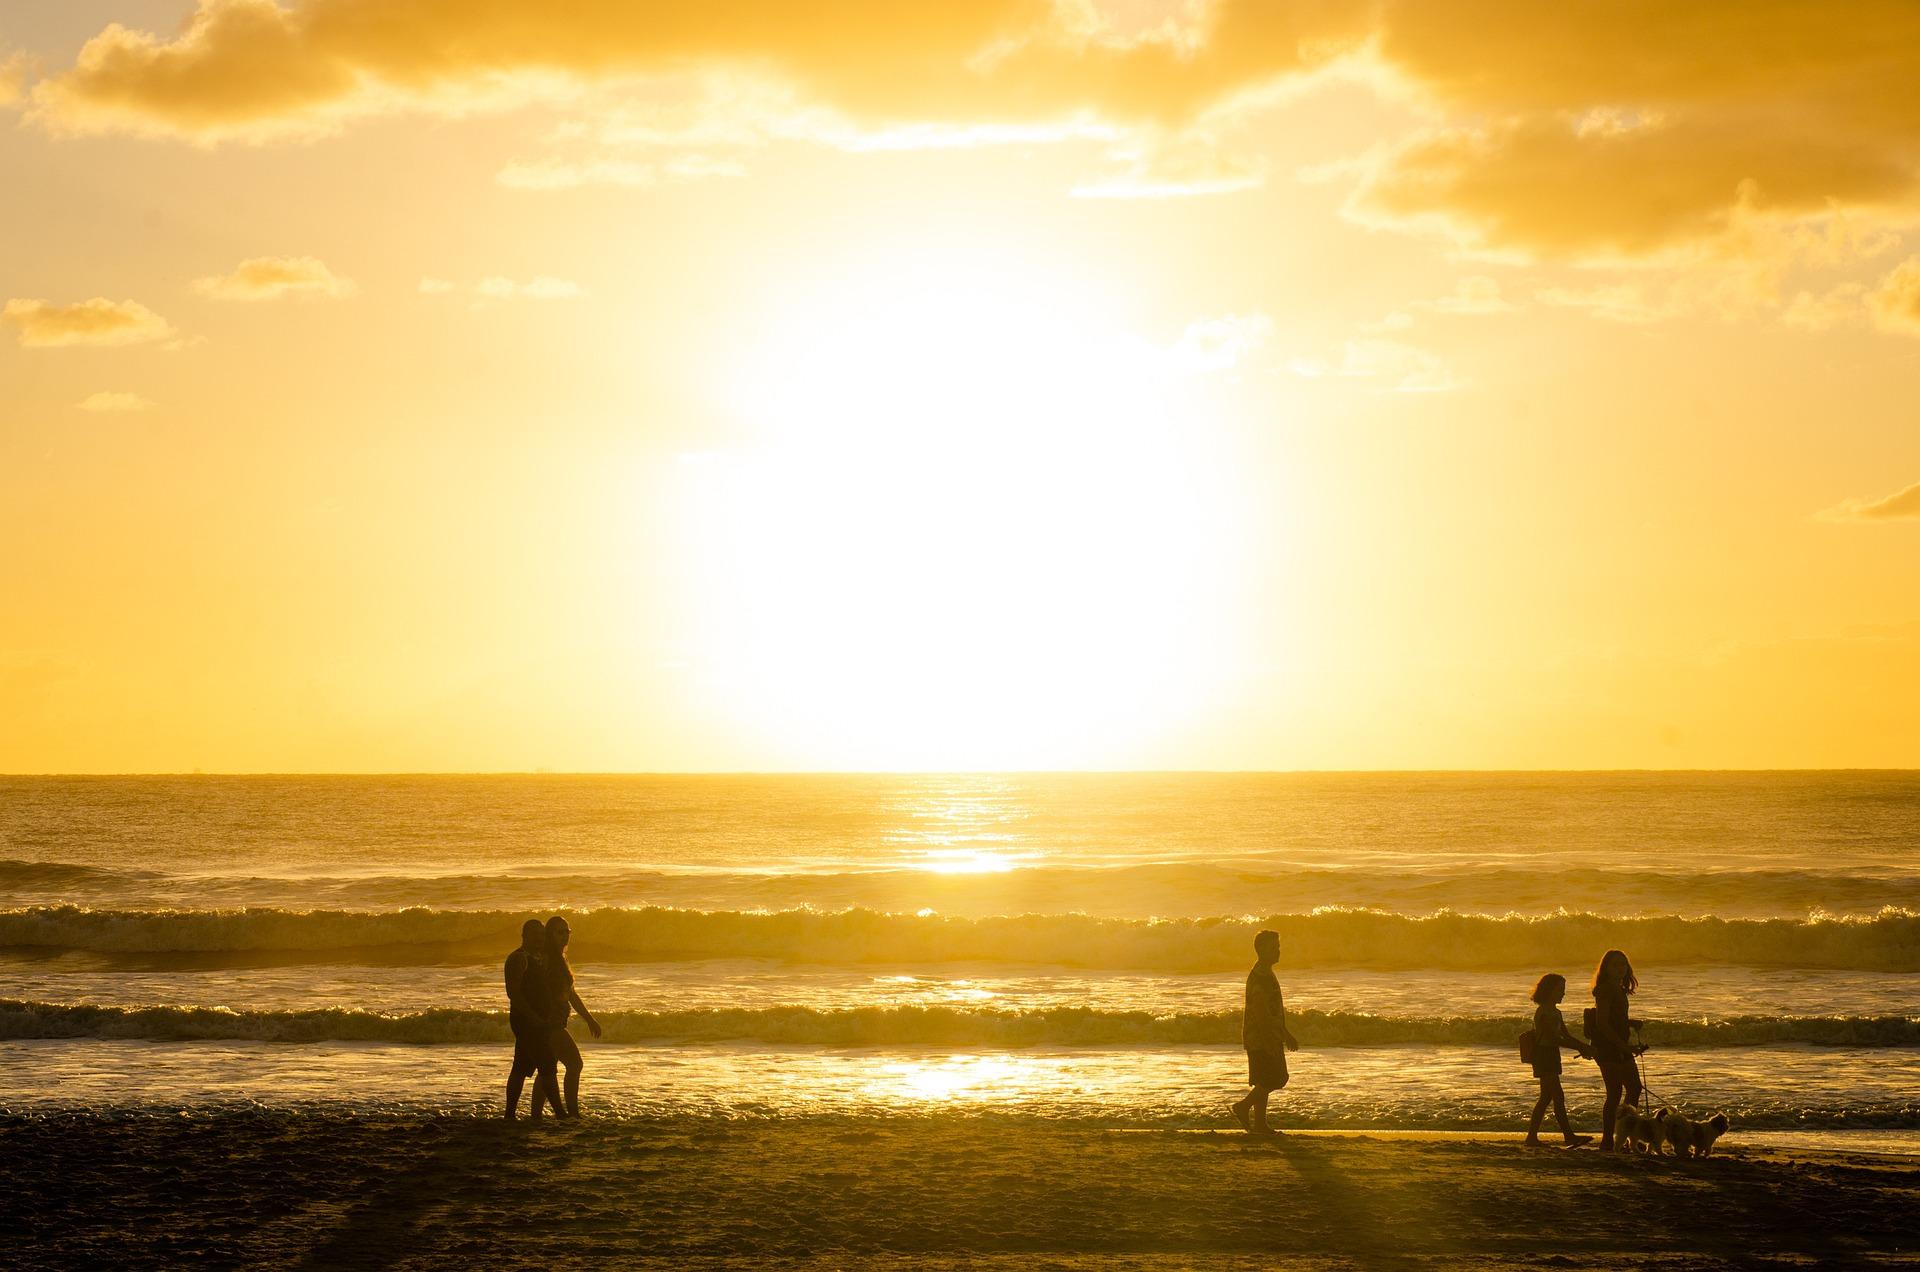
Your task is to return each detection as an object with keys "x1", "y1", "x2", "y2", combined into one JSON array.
[
  {"x1": 3, "y1": 905, "x2": 1917, "y2": 971},
  {"x1": 4, "y1": 999, "x2": 1914, "y2": 1048}
]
